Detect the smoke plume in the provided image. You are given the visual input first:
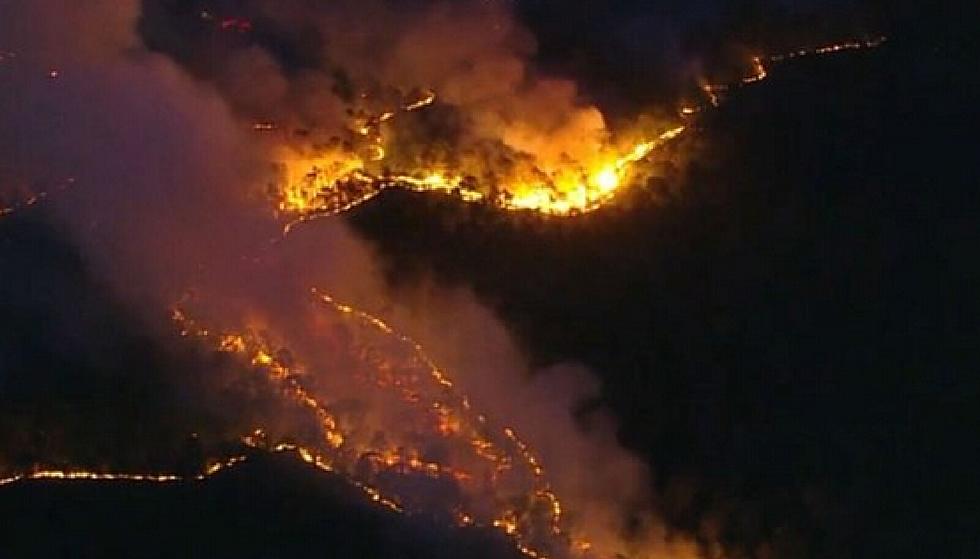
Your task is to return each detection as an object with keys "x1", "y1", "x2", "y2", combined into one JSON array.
[{"x1": 0, "y1": 1, "x2": 702, "y2": 557}]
